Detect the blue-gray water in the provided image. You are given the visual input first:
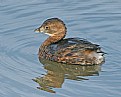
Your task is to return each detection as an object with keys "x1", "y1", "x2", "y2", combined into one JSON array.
[{"x1": 0, "y1": 0, "x2": 121, "y2": 97}]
